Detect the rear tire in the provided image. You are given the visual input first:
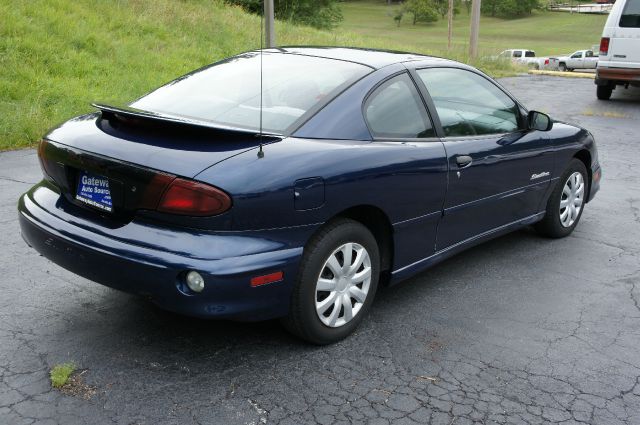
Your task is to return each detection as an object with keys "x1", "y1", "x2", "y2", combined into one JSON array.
[
  {"x1": 535, "y1": 159, "x2": 588, "y2": 238},
  {"x1": 282, "y1": 219, "x2": 380, "y2": 345},
  {"x1": 597, "y1": 84, "x2": 613, "y2": 100},
  {"x1": 559, "y1": 63, "x2": 567, "y2": 72}
]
